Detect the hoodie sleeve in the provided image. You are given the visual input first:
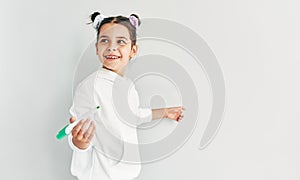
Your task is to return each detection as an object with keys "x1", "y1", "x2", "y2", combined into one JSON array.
[
  {"x1": 129, "y1": 84, "x2": 153, "y2": 125},
  {"x1": 68, "y1": 134, "x2": 93, "y2": 178},
  {"x1": 68, "y1": 103, "x2": 94, "y2": 179},
  {"x1": 67, "y1": 76, "x2": 96, "y2": 179}
]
